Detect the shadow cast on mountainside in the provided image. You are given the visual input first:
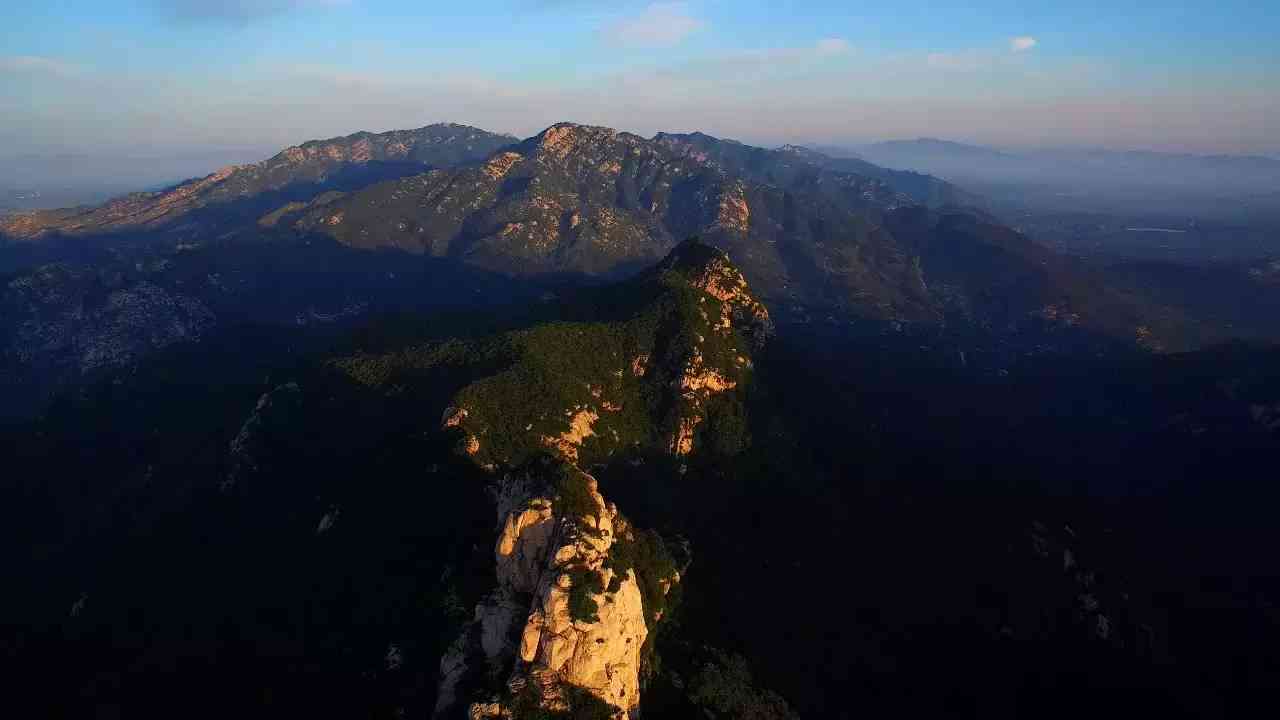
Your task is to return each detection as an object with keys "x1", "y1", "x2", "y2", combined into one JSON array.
[
  {"x1": 592, "y1": 324, "x2": 1280, "y2": 720},
  {"x1": 1103, "y1": 259, "x2": 1280, "y2": 344},
  {"x1": 0, "y1": 231, "x2": 121, "y2": 276},
  {"x1": 0, "y1": 229, "x2": 566, "y2": 422},
  {"x1": 1, "y1": 325, "x2": 505, "y2": 718},
  {"x1": 0, "y1": 160, "x2": 486, "y2": 275},
  {"x1": 172, "y1": 160, "x2": 456, "y2": 225}
]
